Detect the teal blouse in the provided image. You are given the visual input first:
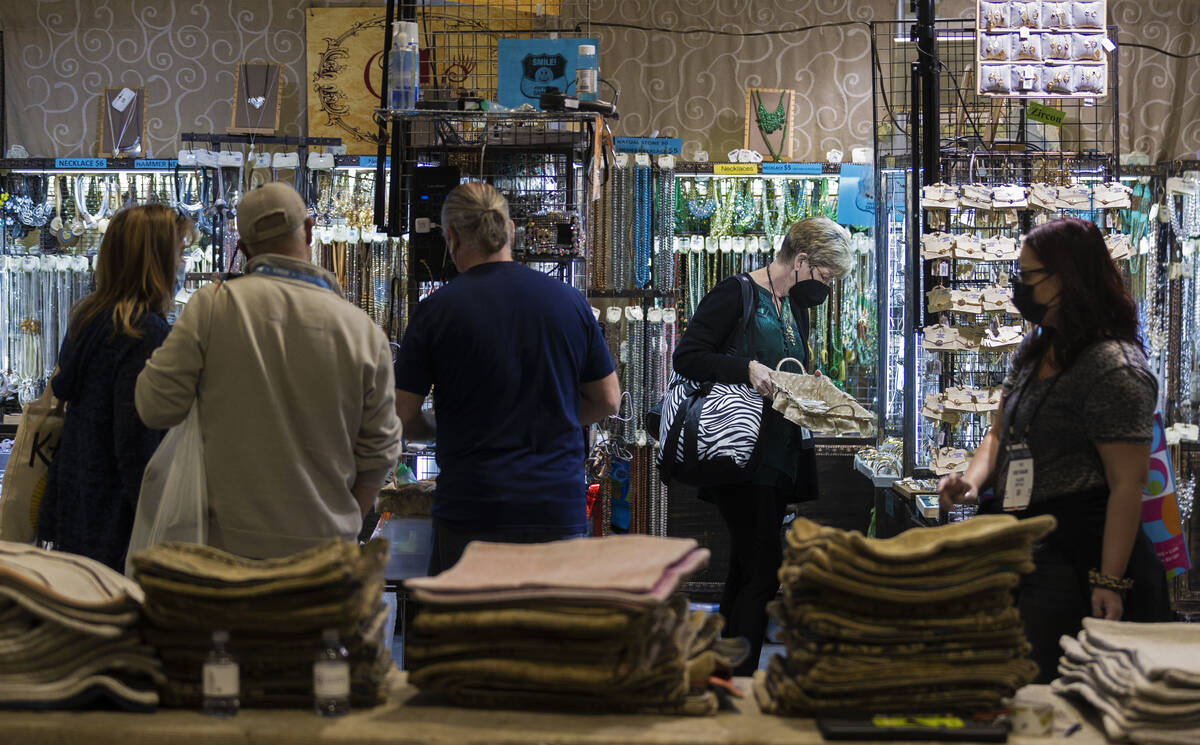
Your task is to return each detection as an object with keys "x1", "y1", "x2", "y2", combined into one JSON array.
[{"x1": 749, "y1": 285, "x2": 806, "y2": 488}]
